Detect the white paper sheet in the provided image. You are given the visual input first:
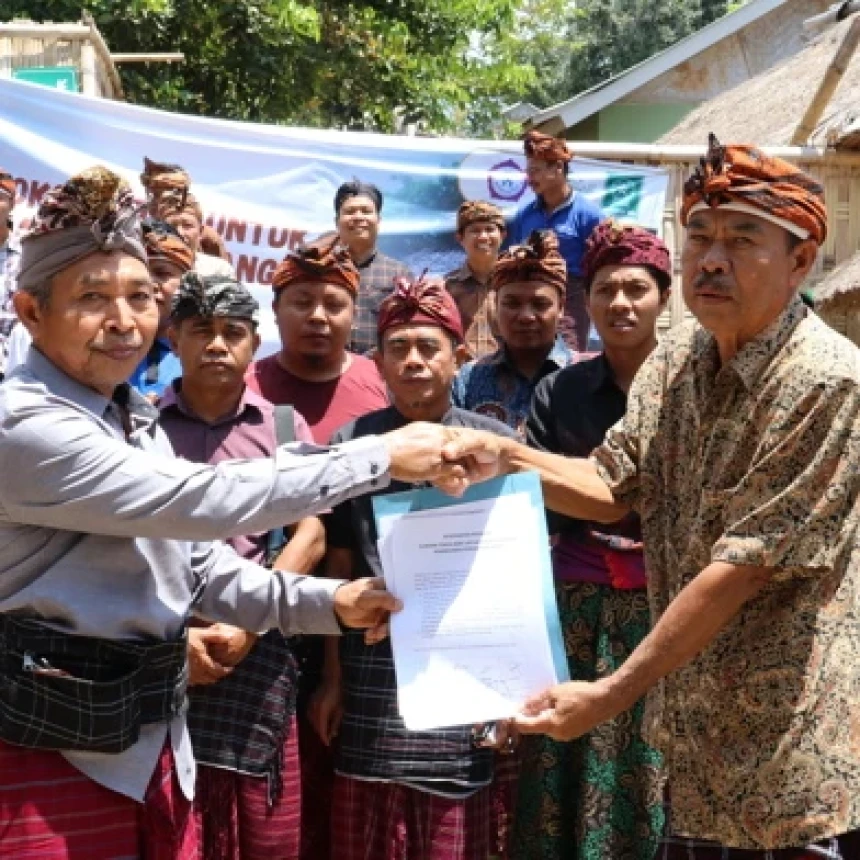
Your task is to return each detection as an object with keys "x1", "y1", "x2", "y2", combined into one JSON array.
[{"x1": 377, "y1": 492, "x2": 560, "y2": 731}]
